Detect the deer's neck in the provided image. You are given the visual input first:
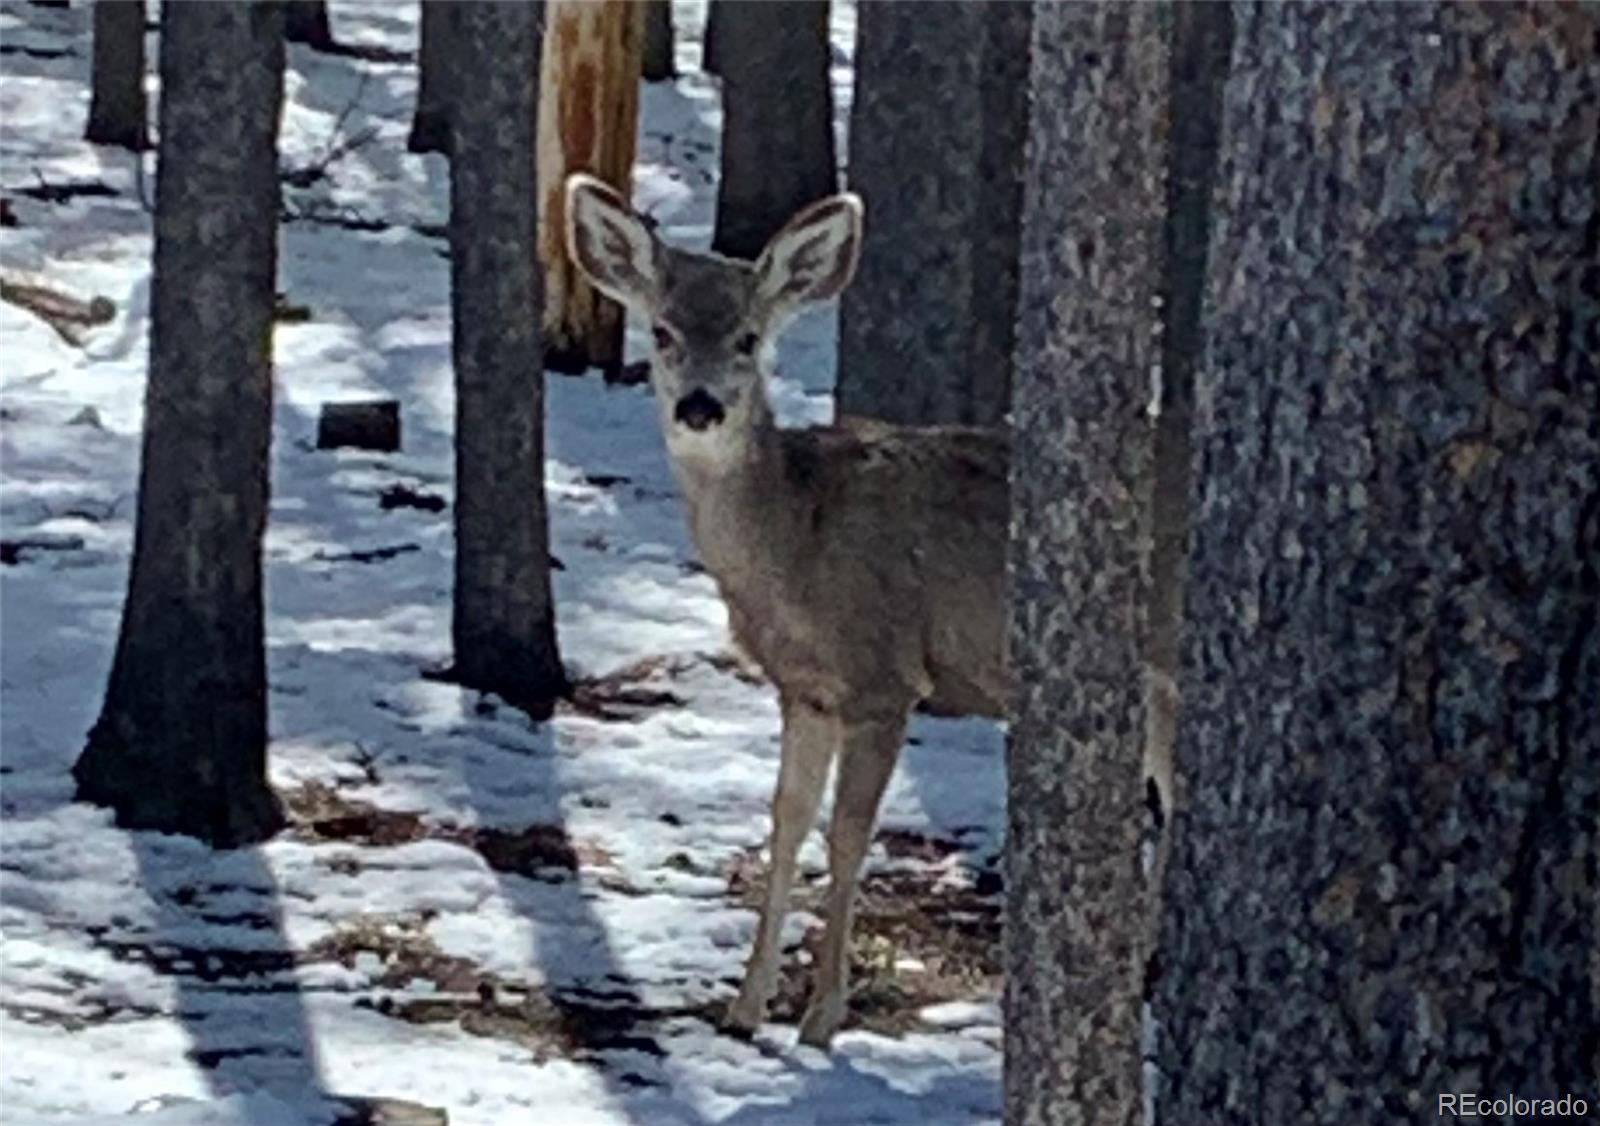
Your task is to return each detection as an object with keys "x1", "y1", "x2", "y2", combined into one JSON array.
[{"x1": 669, "y1": 413, "x2": 795, "y2": 590}]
